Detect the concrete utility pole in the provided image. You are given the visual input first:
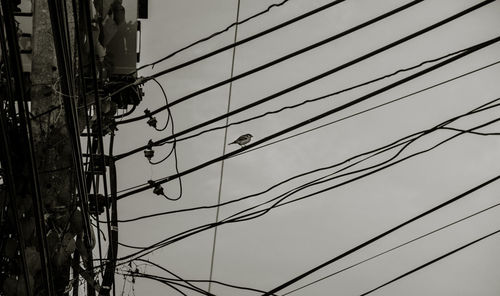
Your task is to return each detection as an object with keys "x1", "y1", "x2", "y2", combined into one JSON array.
[
  {"x1": 28, "y1": 0, "x2": 92, "y2": 294},
  {"x1": 2, "y1": 0, "x2": 137, "y2": 294}
]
